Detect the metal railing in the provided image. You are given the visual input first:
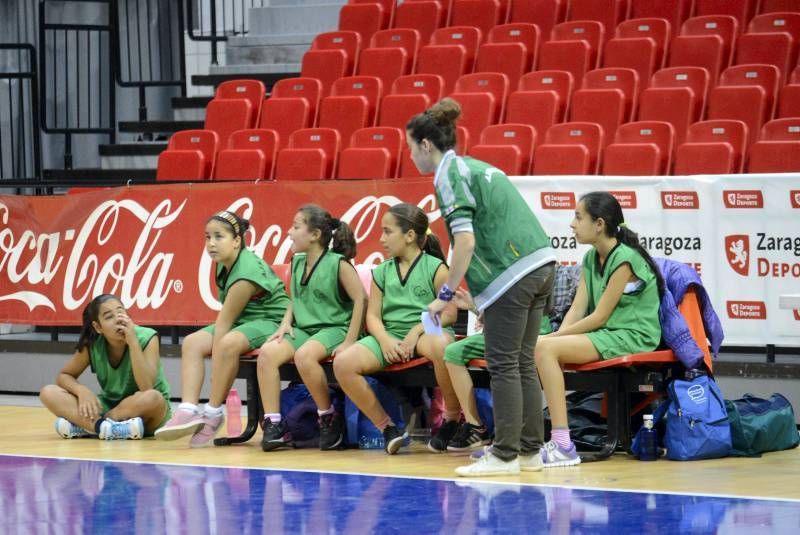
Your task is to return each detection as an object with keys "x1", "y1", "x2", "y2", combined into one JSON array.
[
  {"x1": 112, "y1": 0, "x2": 187, "y2": 121},
  {"x1": 185, "y1": 0, "x2": 268, "y2": 65},
  {"x1": 38, "y1": 0, "x2": 116, "y2": 169},
  {"x1": 0, "y1": 44, "x2": 42, "y2": 181}
]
